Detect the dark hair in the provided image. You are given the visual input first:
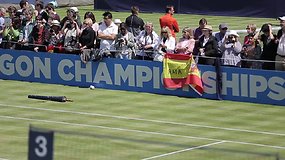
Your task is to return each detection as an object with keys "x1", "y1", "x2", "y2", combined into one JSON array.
[
  {"x1": 199, "y1": 18, "x2": 207, "y2": 25},
  {"x1": 102, "y1": 11, "x2": 112, "y2": 19},
  {"x1": 36, "y1": 1, "x2": 44, "y2": 9},
  {"x1": 261, "y1": 24, "x2": 270, "y2": 33},
  {"x1": 131, "y1": 6, "x2": 139, "y2": 14},
  {"x1": 165, "y1": 5, "x2": 174, "y2": 13},
  {"x1": 7, "y1": 6, "x2": 17, "y2": 14},
  {"x1": 45, "y1": 3, "x2": 55, "y2": 11},
  {"x1": 120, "y1": 22, "x2": 127, "y2": 29},
  {"x1": 84, "y1": 11, "x2": 96, "y2": 23},
  {"x1": 19, "y1": 0, "x2": 28, "y2": 9}
]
